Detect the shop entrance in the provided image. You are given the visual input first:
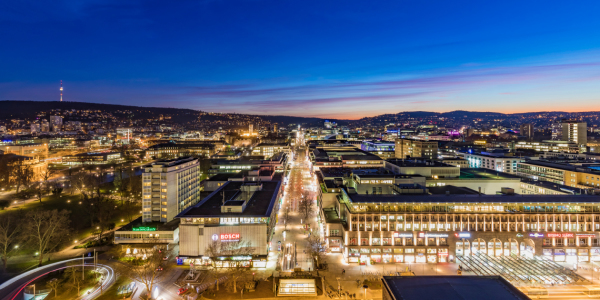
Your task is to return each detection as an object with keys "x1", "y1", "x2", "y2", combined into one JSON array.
[{"x1": 520, "y1": 239, "x2": 535, "y2": 258}]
